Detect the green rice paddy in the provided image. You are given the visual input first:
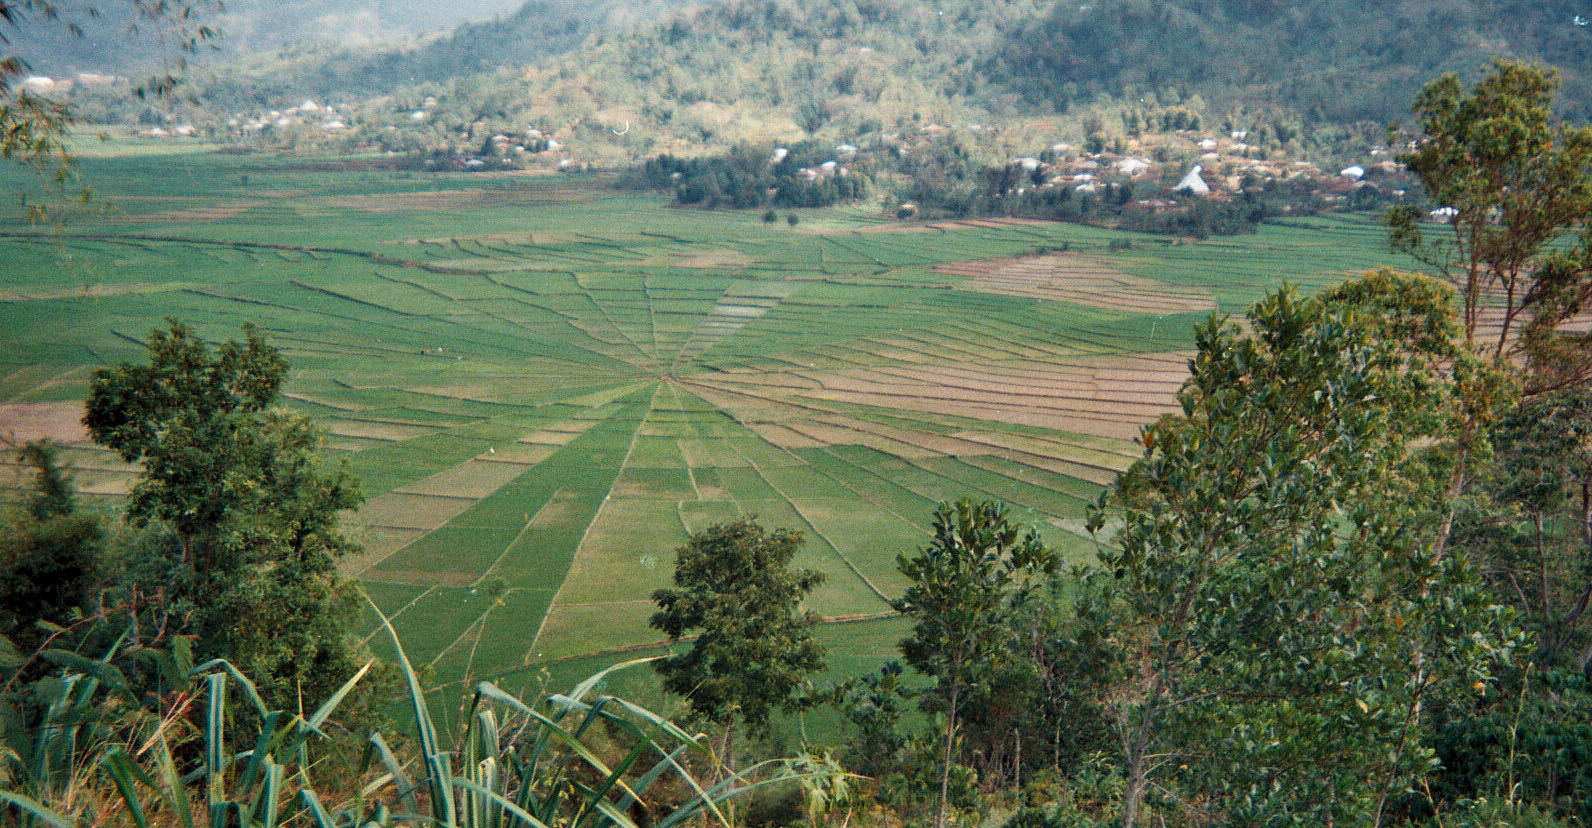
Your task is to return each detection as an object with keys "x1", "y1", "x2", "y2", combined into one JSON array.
[{"x1": 0, "y1": 144, "x2": 1420, "y2": 696}]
